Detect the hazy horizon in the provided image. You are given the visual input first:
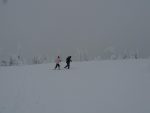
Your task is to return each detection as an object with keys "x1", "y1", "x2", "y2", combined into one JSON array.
[{"x1": 0, "y1": 0, "x2": 150, "y2": 62}]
